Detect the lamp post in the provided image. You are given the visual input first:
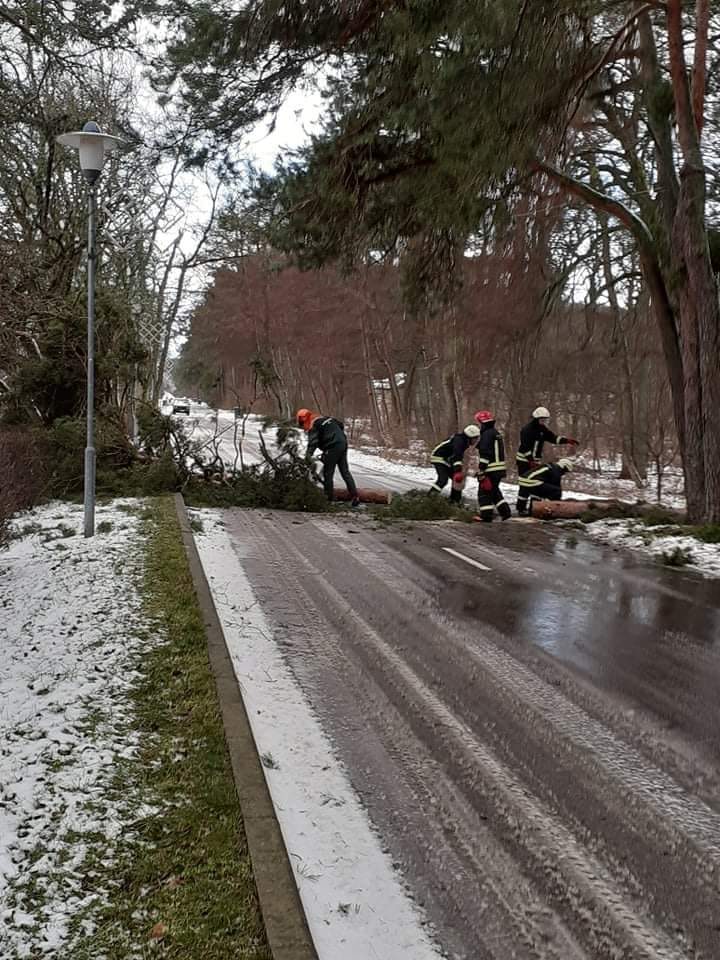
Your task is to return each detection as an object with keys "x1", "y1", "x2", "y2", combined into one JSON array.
[{"x1": 56, "y1": 122, "x2": 124, "y2": 537}]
